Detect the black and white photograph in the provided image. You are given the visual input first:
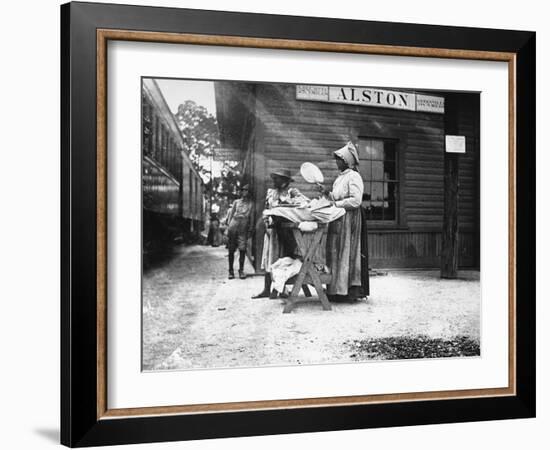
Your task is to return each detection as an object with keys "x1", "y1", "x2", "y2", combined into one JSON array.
[{"x1": 141, "y1": 77, "x2": 481, "y2": 371}]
